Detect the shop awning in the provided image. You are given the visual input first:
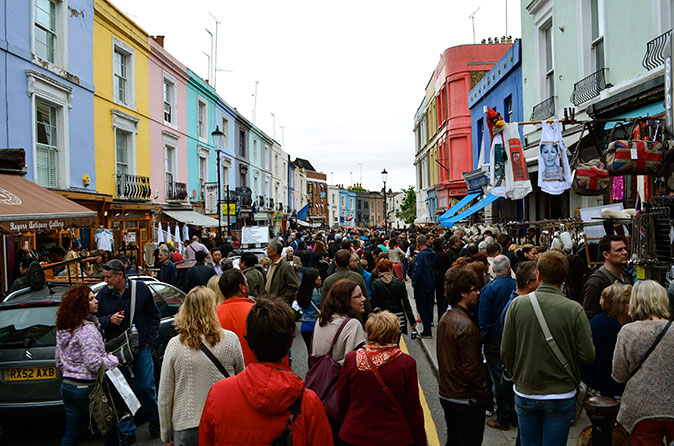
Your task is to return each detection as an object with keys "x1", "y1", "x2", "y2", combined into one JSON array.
[
  {"x1": 438, "y1": 192, "x2": 481, "y2": 221},
  {"x1": 162, "y1": 210, "x2": 220, "y2": 227},
  {"x1": 0, "y1": 174, "x2": 97, "y2": 234},
  {"x1": 440, "y1": 193, "x2": 500, "y2": 227},
  {"x1": 604, "y1": 102, "x2": 665, "y2": 129}
]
